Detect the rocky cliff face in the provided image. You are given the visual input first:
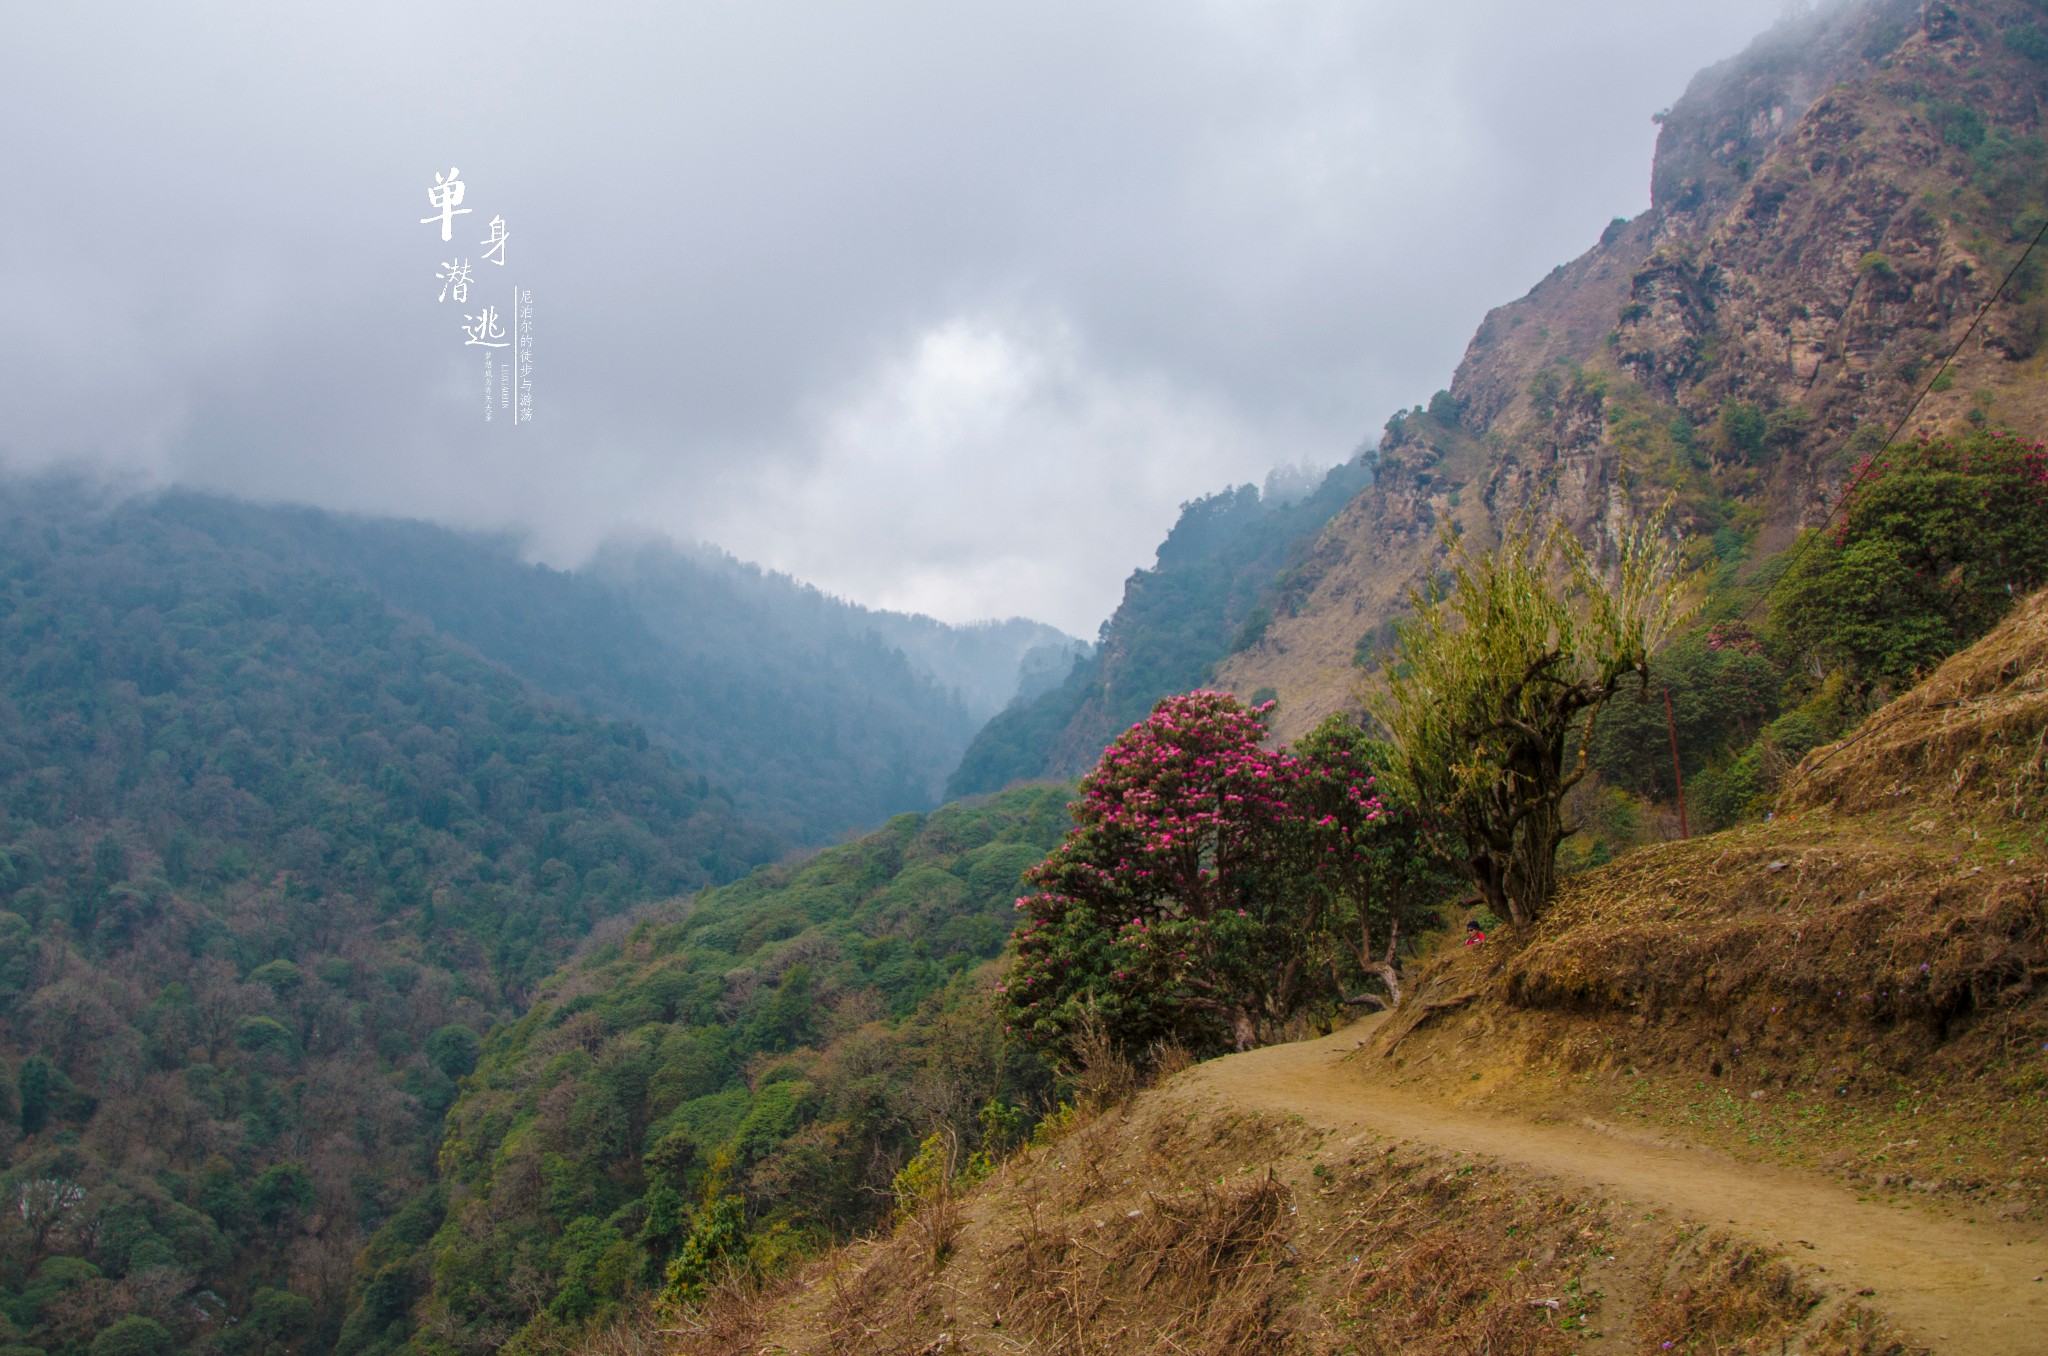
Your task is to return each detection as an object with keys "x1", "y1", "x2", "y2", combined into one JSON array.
[{"x1": 1223, "y1": 0, "x2": 2048, "y2": 741}]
